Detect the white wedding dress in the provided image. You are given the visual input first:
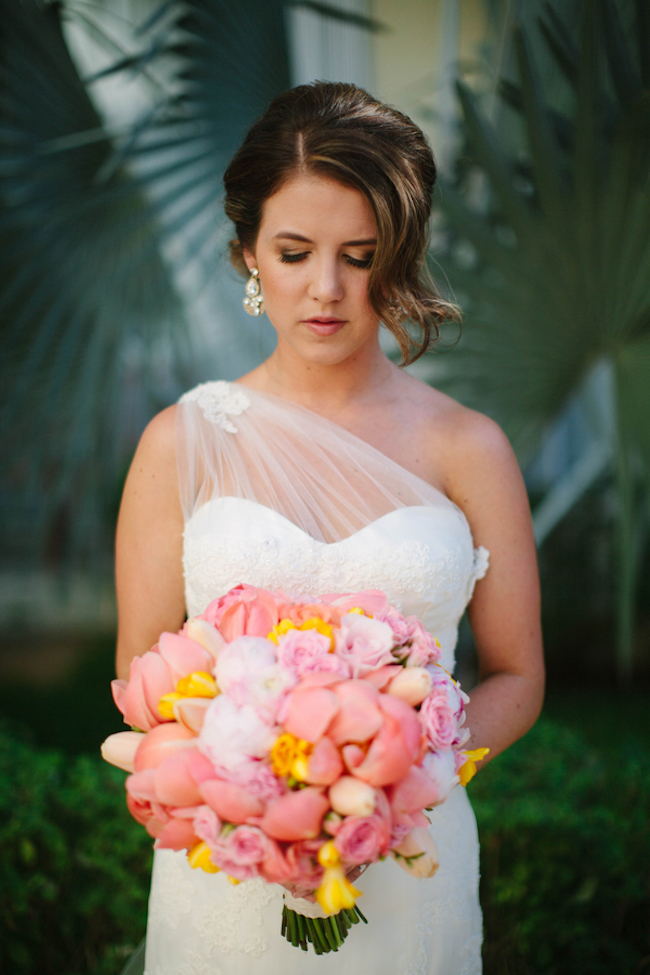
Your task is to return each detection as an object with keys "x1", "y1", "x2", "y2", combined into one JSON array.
[{"x1": 143, "y1": 381, "x2": 489, "y2": 975}]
